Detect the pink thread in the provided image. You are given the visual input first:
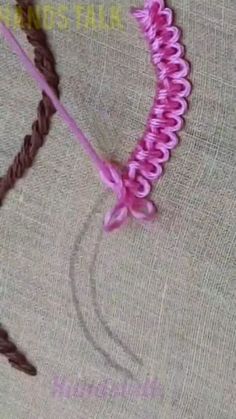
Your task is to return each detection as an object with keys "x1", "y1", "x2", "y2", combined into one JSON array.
[
  {"x1": 103, "y1": 0, "x2": 191, "y2": 231},
  {"x1": 0, "y1": 21, "x2": 111, "y2": 181},
  {"x1": 0, "y1": 0, "x2": 191, "y2": 233}
]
